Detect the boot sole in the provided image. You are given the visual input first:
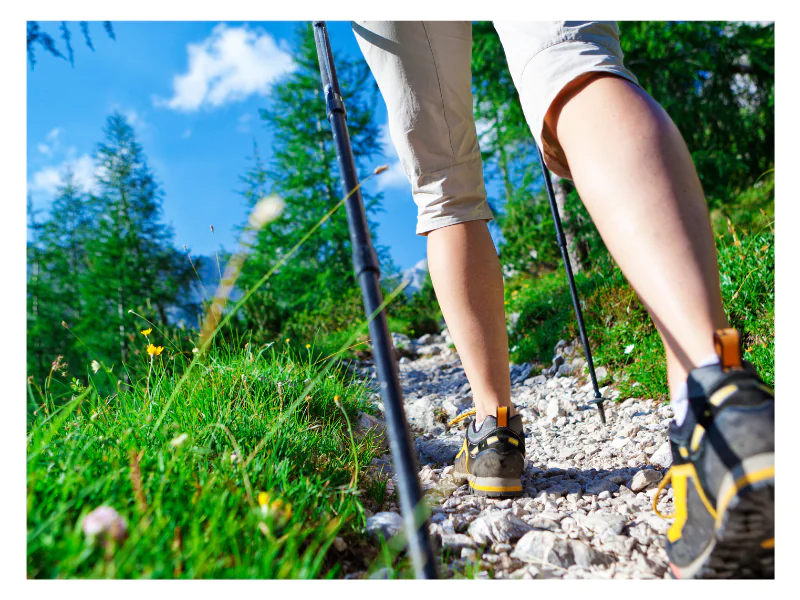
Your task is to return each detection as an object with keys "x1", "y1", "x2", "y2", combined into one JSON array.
[
  {"x1": 671, "y1": 452, "x2": 774, "y2": 579},
  {"x1": 468, "y1": 475, "x2": 523, "y2": 498}
]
